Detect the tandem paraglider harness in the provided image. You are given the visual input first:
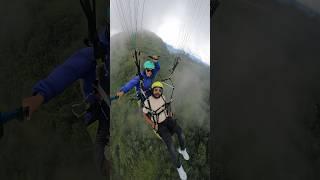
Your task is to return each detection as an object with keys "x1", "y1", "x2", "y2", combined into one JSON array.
[
  {"x1": 144, "y1": 57, "x2": 181, "y2": 139},
  {"x1": 130, "y1": 50, "x2": 180, "y2": 106},
  {"x1": 133, "y1": 49, "x2": 152, "y2": 105},
  {"x1": 144, "y1": 95, "x2": 173, "y2": 140},
  {"x1": 109, "y1": 49, "x2": 160, "y2": 105},
  {"x1": 71, "y1": 0, "x2": 110, "y2": 119}
]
